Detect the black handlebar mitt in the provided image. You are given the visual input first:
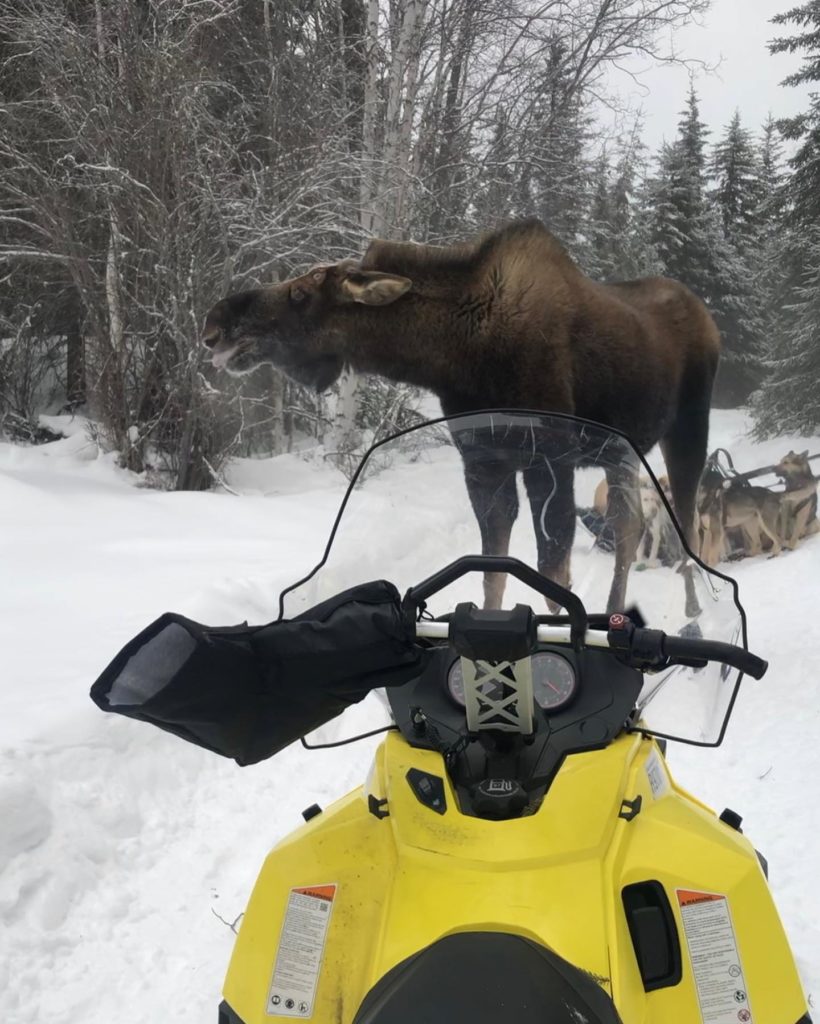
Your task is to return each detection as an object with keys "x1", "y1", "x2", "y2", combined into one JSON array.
[{"x1": 89, "y1": 580, "x2": 428, "y2": 765}]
